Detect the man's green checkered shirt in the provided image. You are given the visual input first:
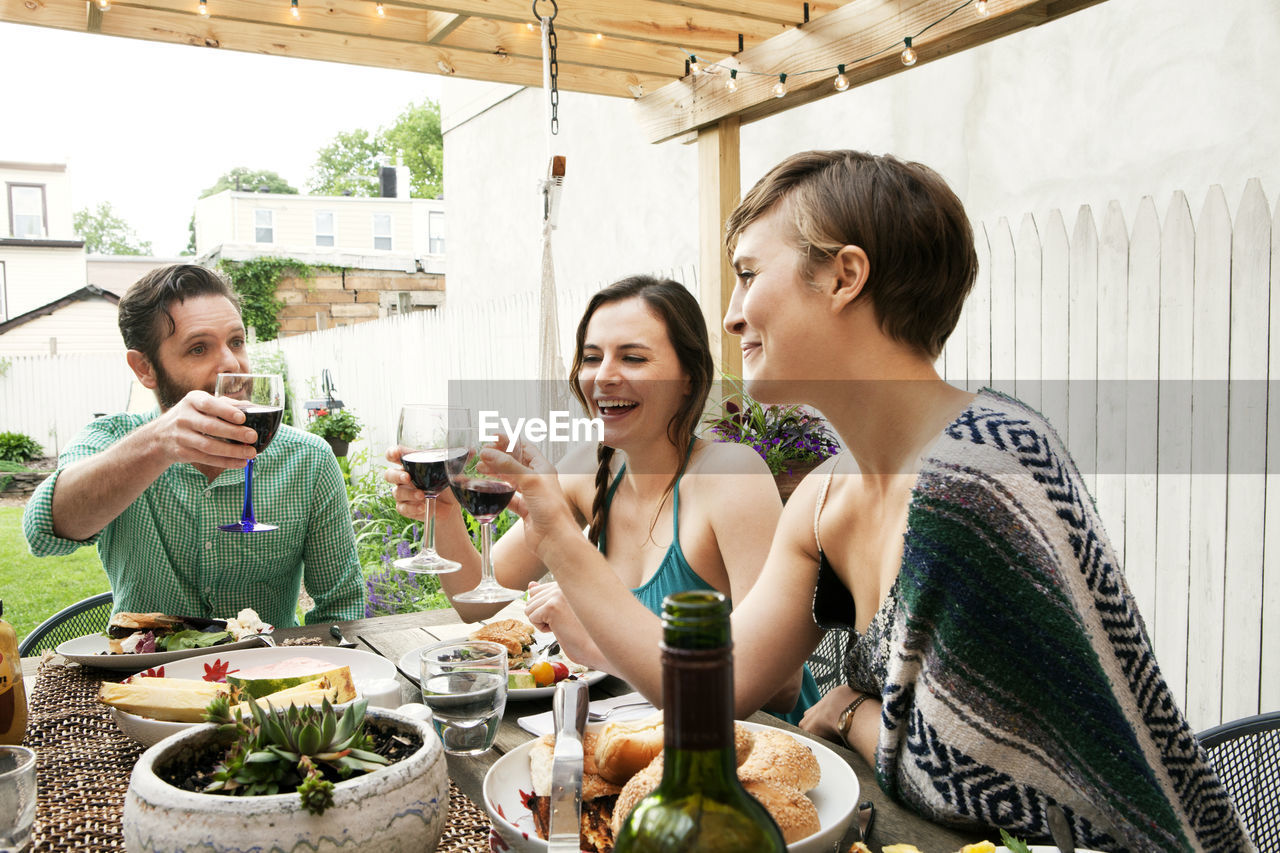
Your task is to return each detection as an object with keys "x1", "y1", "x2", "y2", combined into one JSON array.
[{"x1": 23, "y1": 412, "x2": 365, "y2": 628}]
